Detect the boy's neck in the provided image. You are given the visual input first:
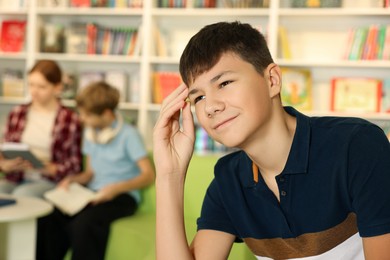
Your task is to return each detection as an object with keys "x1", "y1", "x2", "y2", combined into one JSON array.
[{"x1": 245, "y1": 107, "x2": 296, "y2": 178}]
